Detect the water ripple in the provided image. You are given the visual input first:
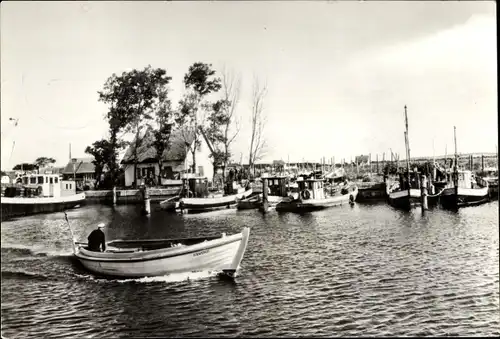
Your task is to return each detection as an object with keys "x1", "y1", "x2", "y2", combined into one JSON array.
[{"x1": 1, "y1": 201, "x2": 499, "y2": 337}]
